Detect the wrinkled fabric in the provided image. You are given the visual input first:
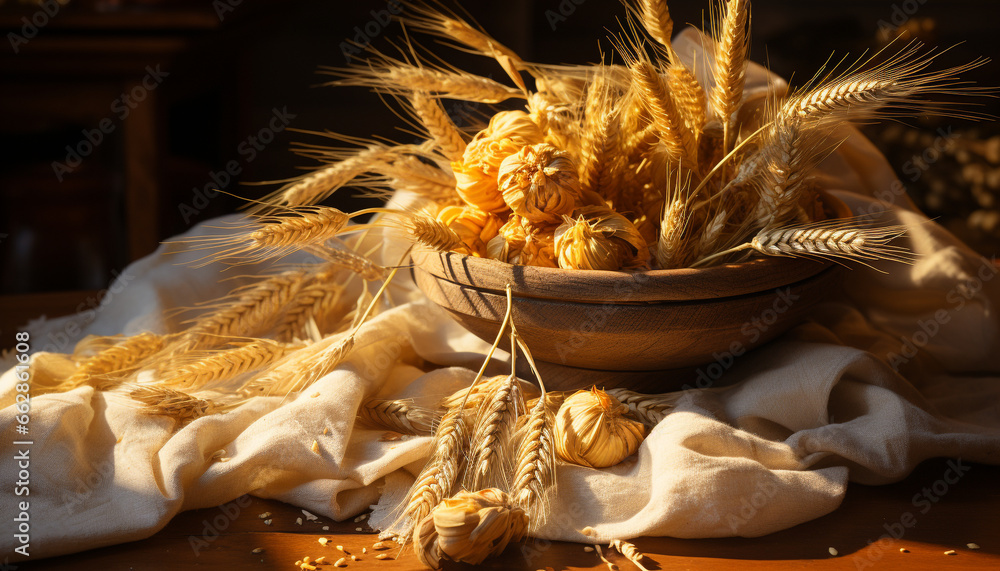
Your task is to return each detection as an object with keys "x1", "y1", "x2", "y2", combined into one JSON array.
[{"x1": 2, "y1": 29, "x2": 999, "y2": 560}]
